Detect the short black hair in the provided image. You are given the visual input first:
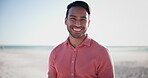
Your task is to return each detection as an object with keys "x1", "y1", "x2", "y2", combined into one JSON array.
[{"x1": 66, "y1": 1, "x2": 90, "y2": 18}]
